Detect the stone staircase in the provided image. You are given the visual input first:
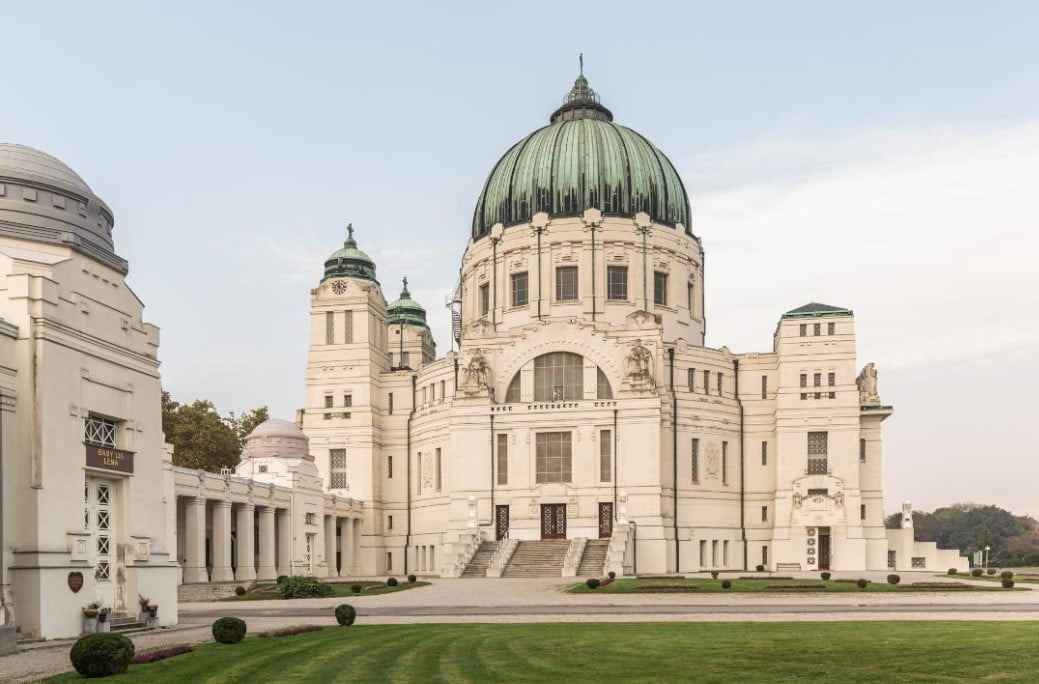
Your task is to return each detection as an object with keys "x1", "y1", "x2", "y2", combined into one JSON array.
[
  {"x1": 501, "y1": 540, "x2": 571, "y2": 578},
  {"x1": 461, "y1": 541, "x2": 496, "y2": 577},
  {"x1": 109, "y1": 614, "x2": 147, "y2": 634},
  {"x1": 577, "y1": 540, "x2": 610, "y2": 576}
]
